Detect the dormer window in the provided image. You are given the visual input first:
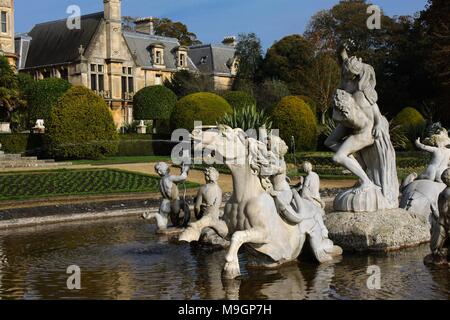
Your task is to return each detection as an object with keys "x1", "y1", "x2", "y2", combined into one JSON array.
[
  {"x1": 175, "y1": 46, "x2": 188, "y2": 69},
  {"x1": 150, "y1": 43, "x2": 165, "y2": 66},
  {"x1": 179, "y1": 53, "x2": 186, "y2": 67}
]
